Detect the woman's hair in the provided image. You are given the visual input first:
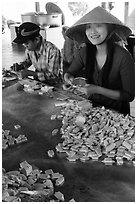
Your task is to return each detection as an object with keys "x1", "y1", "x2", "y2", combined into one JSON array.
[
  {"x1": 107, "y1": 24, "x2": 115, "y2": 34},
  {"x1": 85, "y1": 23, "x2": 118, "y2": 86},
  {"x1": 106, "y1": 24, "x2": 125, "y2": 44}
]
